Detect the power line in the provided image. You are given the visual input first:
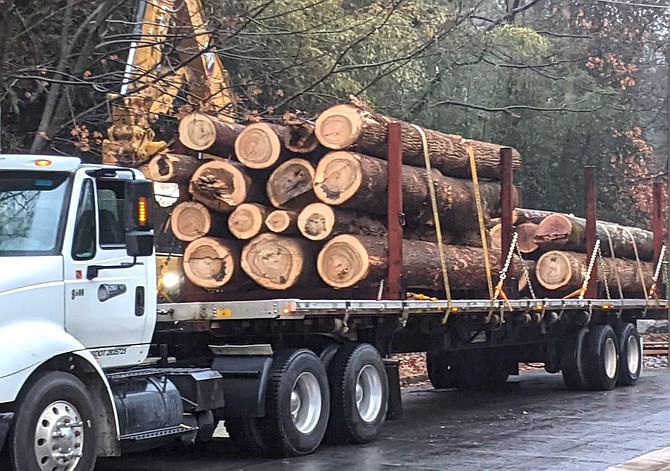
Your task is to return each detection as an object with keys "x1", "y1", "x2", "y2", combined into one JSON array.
[{"x1": 597, "y1": 0, "x2": 670, "y2": 9}]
